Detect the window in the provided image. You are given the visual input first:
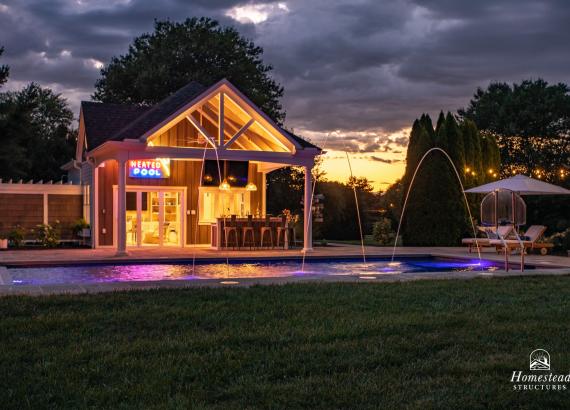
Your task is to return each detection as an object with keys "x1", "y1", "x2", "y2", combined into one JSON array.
[{"x1": 198, "y1": 187, "x2": 251, "y2": 224}]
